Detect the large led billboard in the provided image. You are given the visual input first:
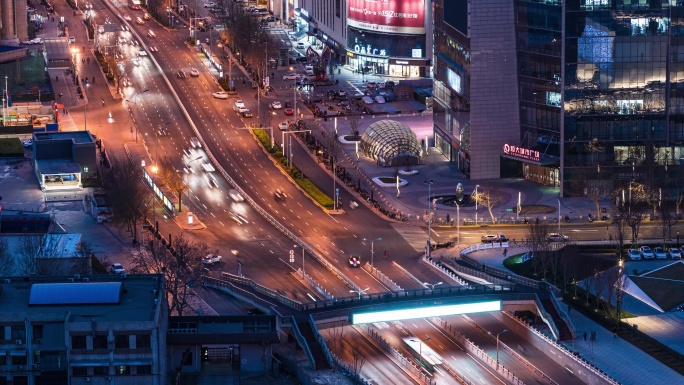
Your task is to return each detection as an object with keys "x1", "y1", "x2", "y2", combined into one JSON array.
[
  {"x1": 351, "y1": 300, "x2": 501, "y2": 324},
  {"x1": 348, "y1": 0, "x2": 426, "y2": 35}
]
